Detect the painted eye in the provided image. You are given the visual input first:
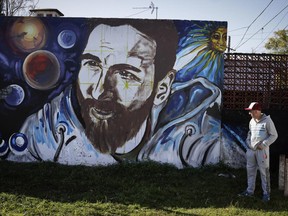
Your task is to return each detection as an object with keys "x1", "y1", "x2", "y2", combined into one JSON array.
[
  {"x1": 83, "y1": 60, "x2": 102, "y2": 68},
  {"x1": 212, "y1": 33, "x2": 220, "y2": 40},
  {"x1": 118, "y1": 70, "x2": 141, "y2": 82}
]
